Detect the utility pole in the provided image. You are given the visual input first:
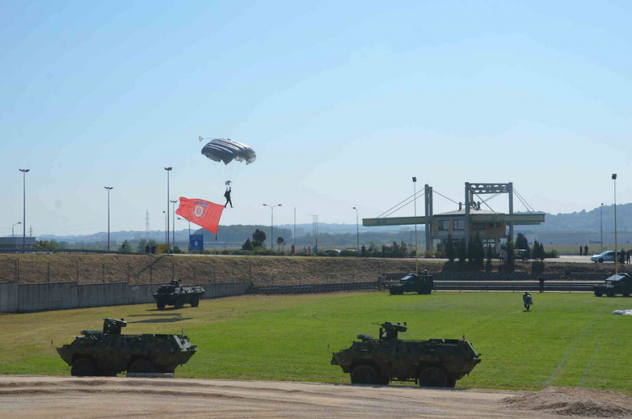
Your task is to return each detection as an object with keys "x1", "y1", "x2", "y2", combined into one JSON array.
[
  {"x1": 612, "y1": 174, "x2": 618, "y2": 274},
  {"x1": 19, "y1": 169, "x2": 29, "y2": 253},
  {"x1": 104, "y1": 187, "x2": 113, "y2": 251},
  {"x1": 171, "y1": 200, "x2": 177, "y2": 249},
  {"x1": 353, "y1": 207, "x2": 360, "y2": 251},
  {"x1": 164, "y1": 167, "x2": 172, "y2": 254},
  {"x1": 263, "y1": 204, "x2": 282, "y2": 250},
  {"x1": 600, "y1": 203, "x2": 603, "y2": 253}
]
